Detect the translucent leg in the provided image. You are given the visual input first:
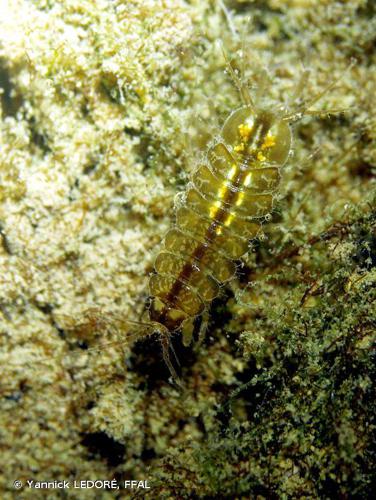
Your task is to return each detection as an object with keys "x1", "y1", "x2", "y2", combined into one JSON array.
[
  {"x1": 285, "y1": 59, "x2": 355, "y2": 122},
  {"x1": 3, "y1": 309, "x2": 156, "y2": 368},
  {"x1": 288, "y1": 68, "x2": 310, "y2": 107},
  {"x1": 197, "y1": 310, "x2": 209, "y2": 346},
  {"x1": 160, "y1": 333, "x2": 183, "y2": 388}
]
